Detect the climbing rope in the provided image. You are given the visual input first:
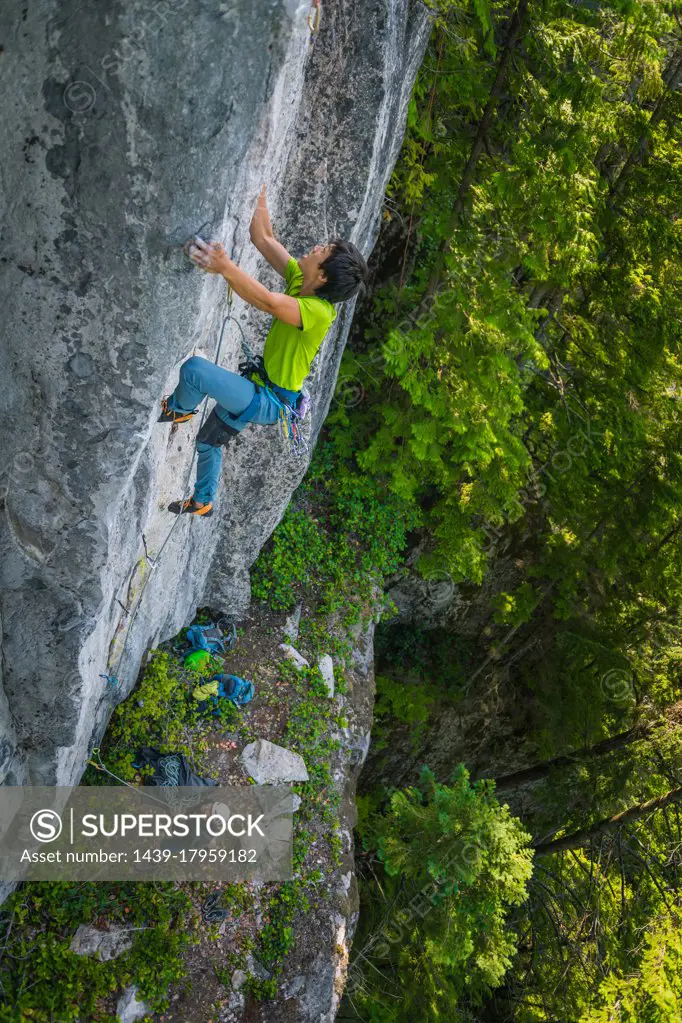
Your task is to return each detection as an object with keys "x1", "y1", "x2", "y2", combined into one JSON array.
[
  {"x1": 93, "y1": 235, "x2": 238, "y2": 719},
  {"x1": 88, "y1": 749, "x2": 207, "y2": 815},
  {"x1": 87, "y1": 747, "x2": 171, "y2": 806}
]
